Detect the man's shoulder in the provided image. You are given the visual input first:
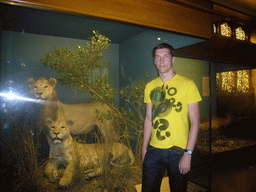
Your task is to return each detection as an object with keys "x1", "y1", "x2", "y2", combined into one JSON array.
[
  {"x1": 146, "y1": 77, "x2": 161, "y2": 86},
  {"x1": 176, "y1": 74, "x2": 194, "y2": 84},
  {"x1": 176, "y1": 74, "x2": 190, "y2": 80}
]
